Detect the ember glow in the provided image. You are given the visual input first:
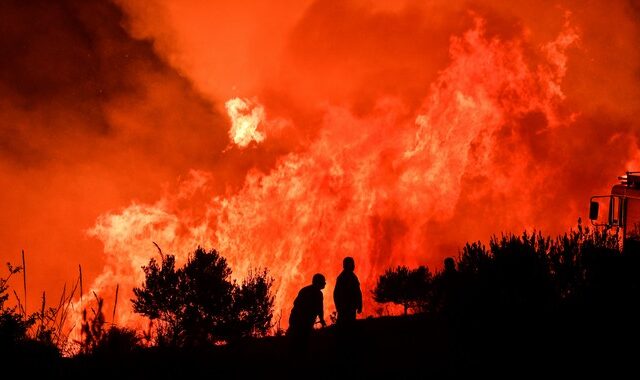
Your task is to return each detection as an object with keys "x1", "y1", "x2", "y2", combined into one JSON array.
[{"x1": 1, "y1": 0, "x2": 639, "y2": 335}]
